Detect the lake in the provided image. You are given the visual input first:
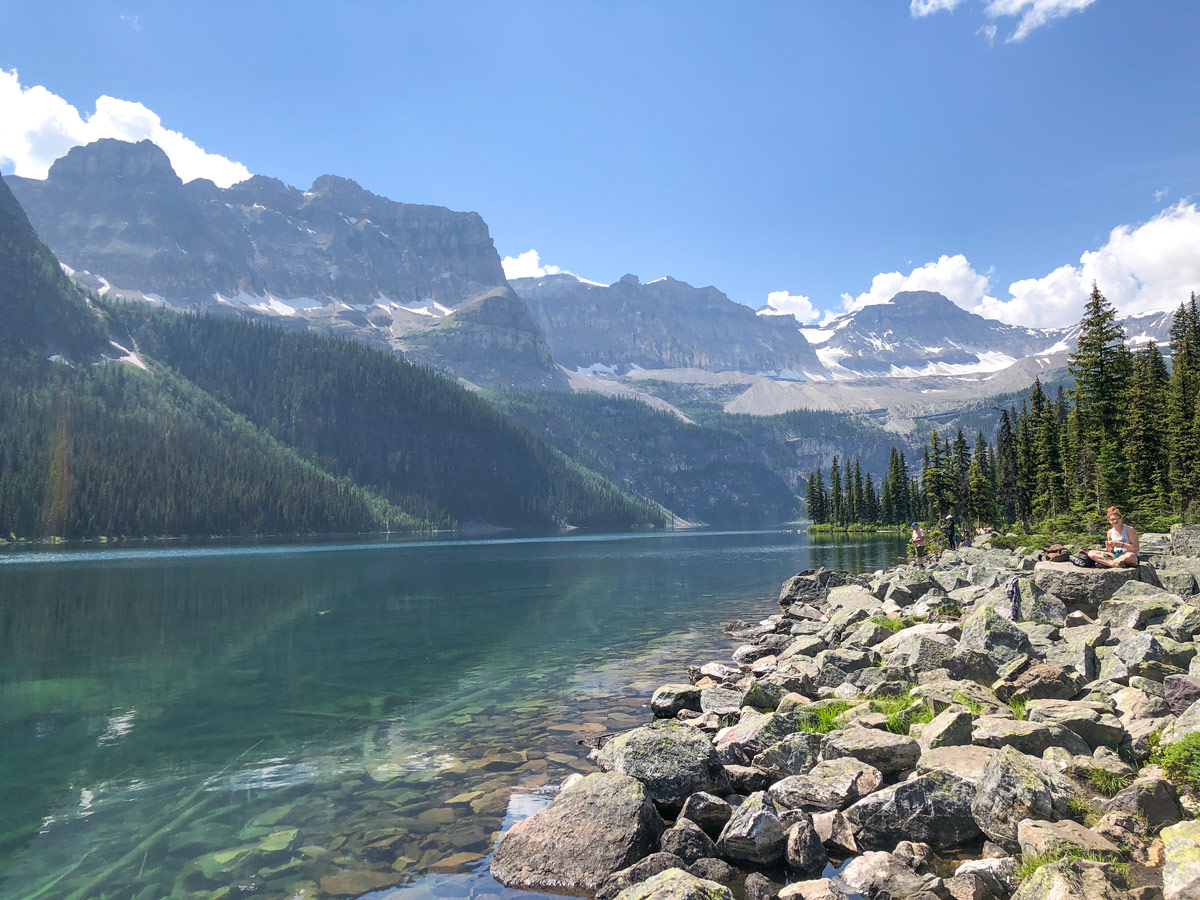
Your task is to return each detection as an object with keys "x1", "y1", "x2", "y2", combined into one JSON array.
[{"x1": 0, "y1": 529, "x2": 906, "y2": 900}]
